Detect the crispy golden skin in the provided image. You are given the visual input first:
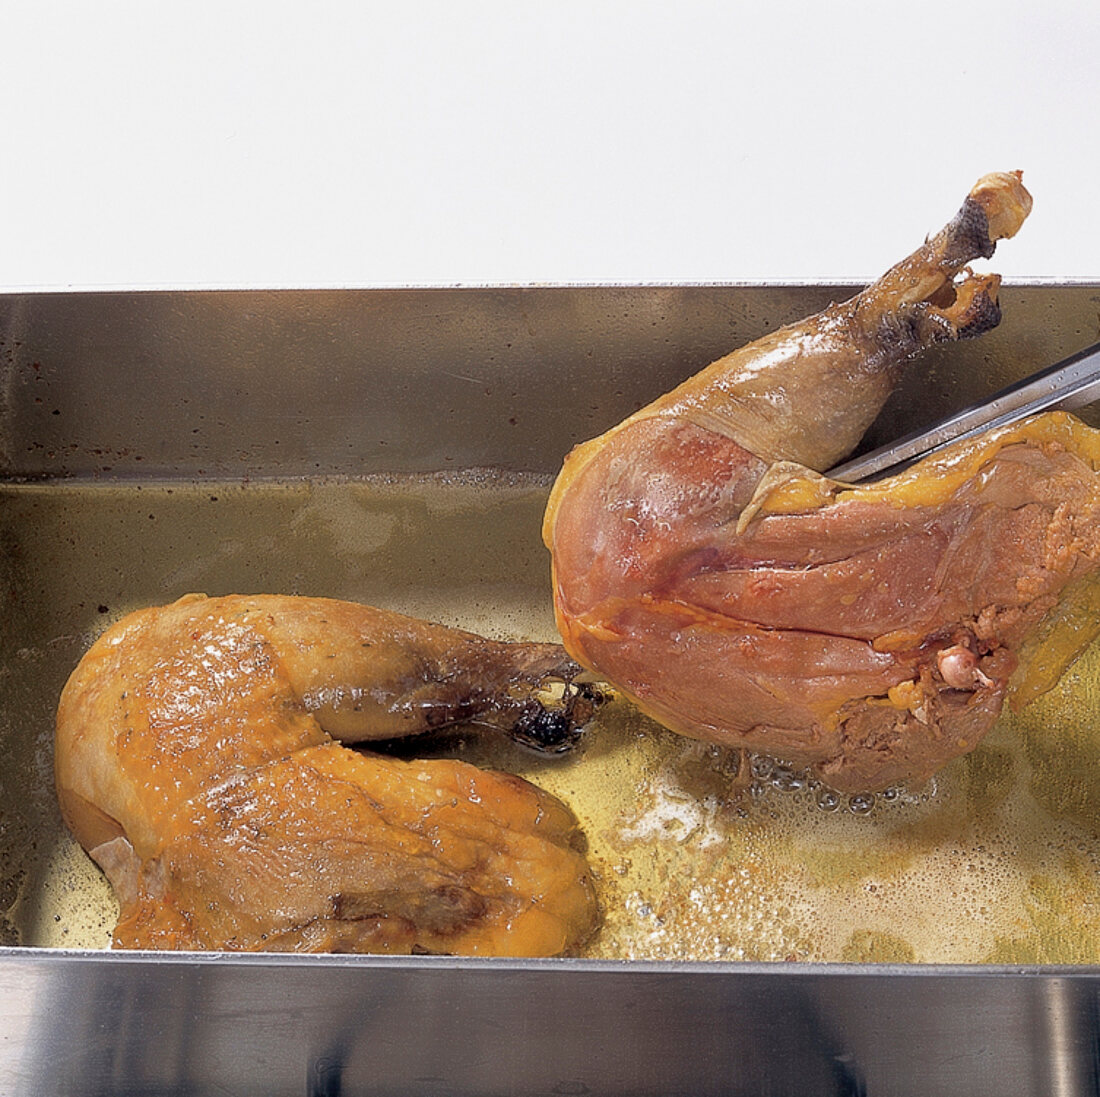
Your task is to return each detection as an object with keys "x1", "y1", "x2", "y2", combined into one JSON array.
[
  {"x1": 56, "y1": 594, "x2": 599, "y2": 955},
  {"x1": 544, "y1": 174, "x2": 1100, "y2": 791}
]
